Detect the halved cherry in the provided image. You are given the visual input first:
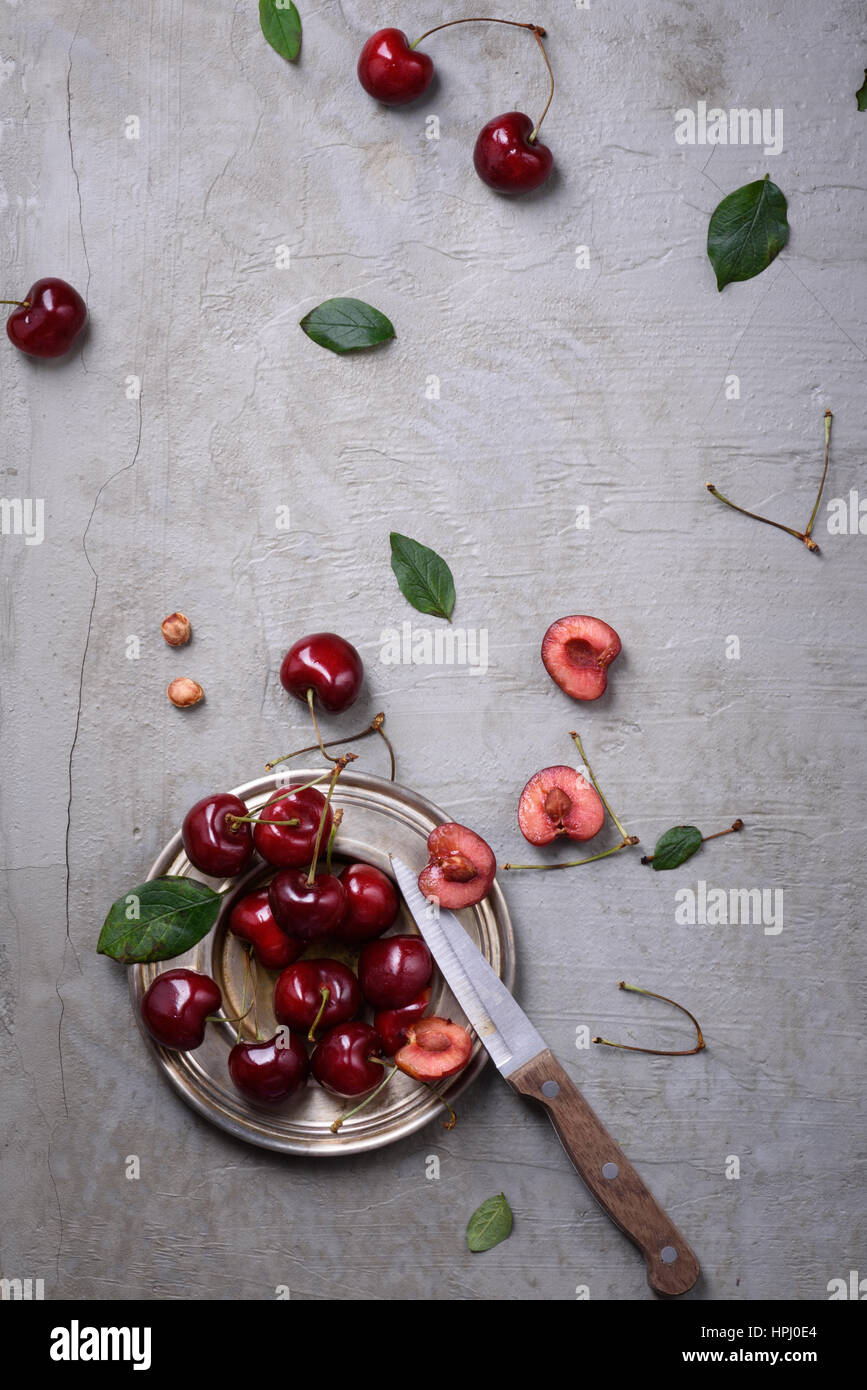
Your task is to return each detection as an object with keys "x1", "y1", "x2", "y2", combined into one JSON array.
[
  {"x1": 417, "y1": 822, "x2": 496, "y2": 910},
  {"x1": 541, "y1": 615, "x2": 621, "y2": 701},
  {"x1": 517, "y1": 765, "x2": 605, "y2": 846},
  {"x1": 395, "y1": 1017, "x2": 473, "y2": 1082},
  {"x1": 374, "y1": 986, "x2": 431, "y2": 1056}
]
